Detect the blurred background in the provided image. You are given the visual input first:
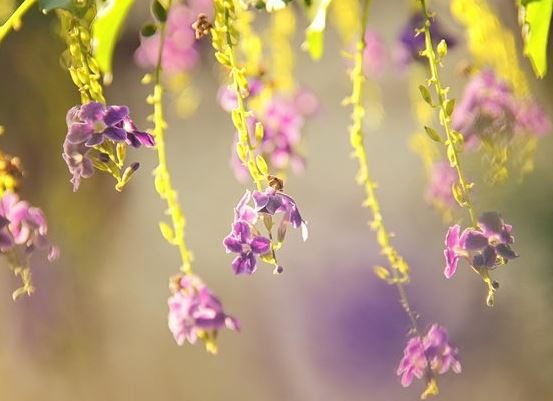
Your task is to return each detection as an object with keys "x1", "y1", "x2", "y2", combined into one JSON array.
[{"x1": 0, "y1": 0, "x2": 552, "y2": 400}]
